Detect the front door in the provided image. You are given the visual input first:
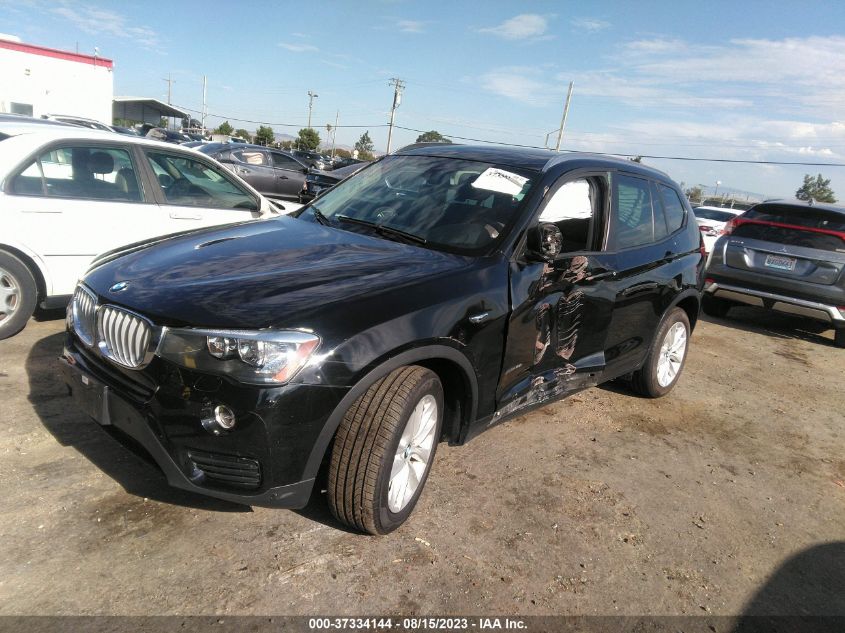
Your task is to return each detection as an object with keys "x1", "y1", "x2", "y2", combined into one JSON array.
[
  {"x1": 496, "y1": 172, "x2": 616, "y2": 419},
  {"x1": 271, "y1": 152, "x2": 307, "y2": 198}
]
